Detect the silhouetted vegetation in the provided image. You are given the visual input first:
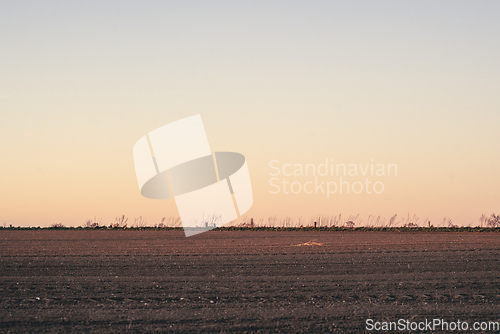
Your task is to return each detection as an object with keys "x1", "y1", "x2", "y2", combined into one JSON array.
[{"x1": 2, "y1": 213, "x2": 499, "y2": 232}]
